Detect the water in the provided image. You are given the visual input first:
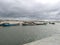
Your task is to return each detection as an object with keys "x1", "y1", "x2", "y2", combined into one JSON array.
[{"x1": 0, "y1": 23, "x2": 60, "y2": 45}]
